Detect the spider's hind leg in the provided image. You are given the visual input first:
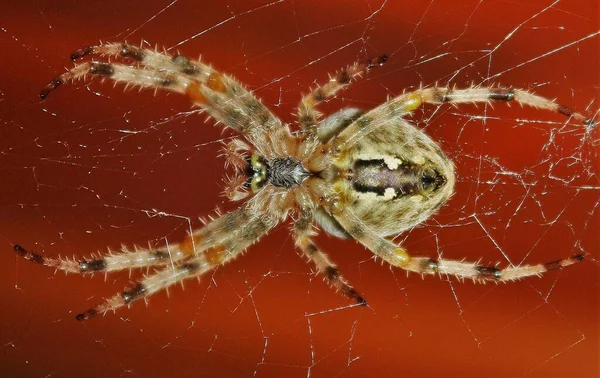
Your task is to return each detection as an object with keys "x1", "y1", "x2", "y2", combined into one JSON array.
[
  {"x1": 405, "y1": 254, "x2": 585, "y2": 282},
  {"x1": 327, "y1": 206, "x2": 585, "y2": 283}
]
